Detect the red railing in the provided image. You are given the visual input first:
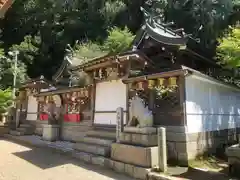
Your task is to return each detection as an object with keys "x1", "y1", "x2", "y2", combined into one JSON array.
[
  {"x1": 64, "y1": 114, "x2": 80, "y2": 122},
  {"x1": 40, "y1": 114, "x2": 48, "y2": 121},
  {"x1": 40, "y1": 113, "x2": 81, "y2": 122}
]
